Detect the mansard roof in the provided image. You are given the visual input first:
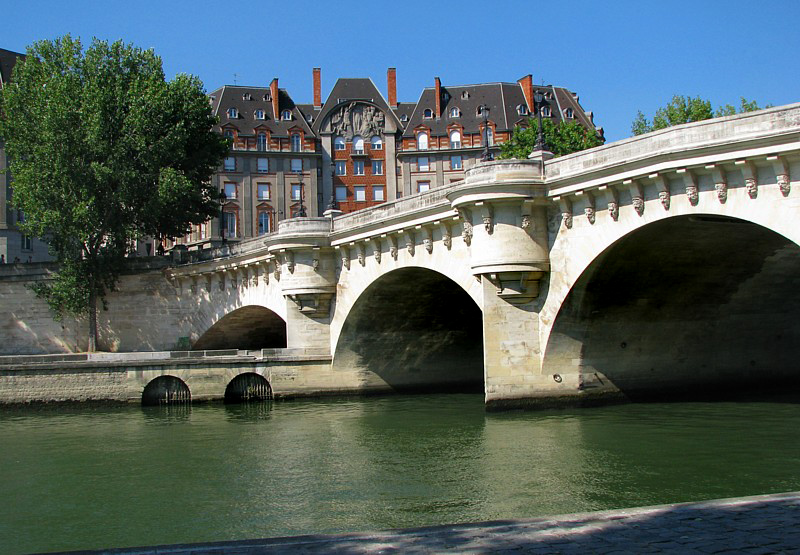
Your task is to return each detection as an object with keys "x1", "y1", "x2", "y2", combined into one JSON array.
[
  {"x1": 0, "y1": 48, "x2": 24, "y2": 87},
  {"x1": 210, "y1": 85, "x2": 314, "y2": 138},
  {"x1": 312, "y1": 77, "x2": 402, "y2": 134}
]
